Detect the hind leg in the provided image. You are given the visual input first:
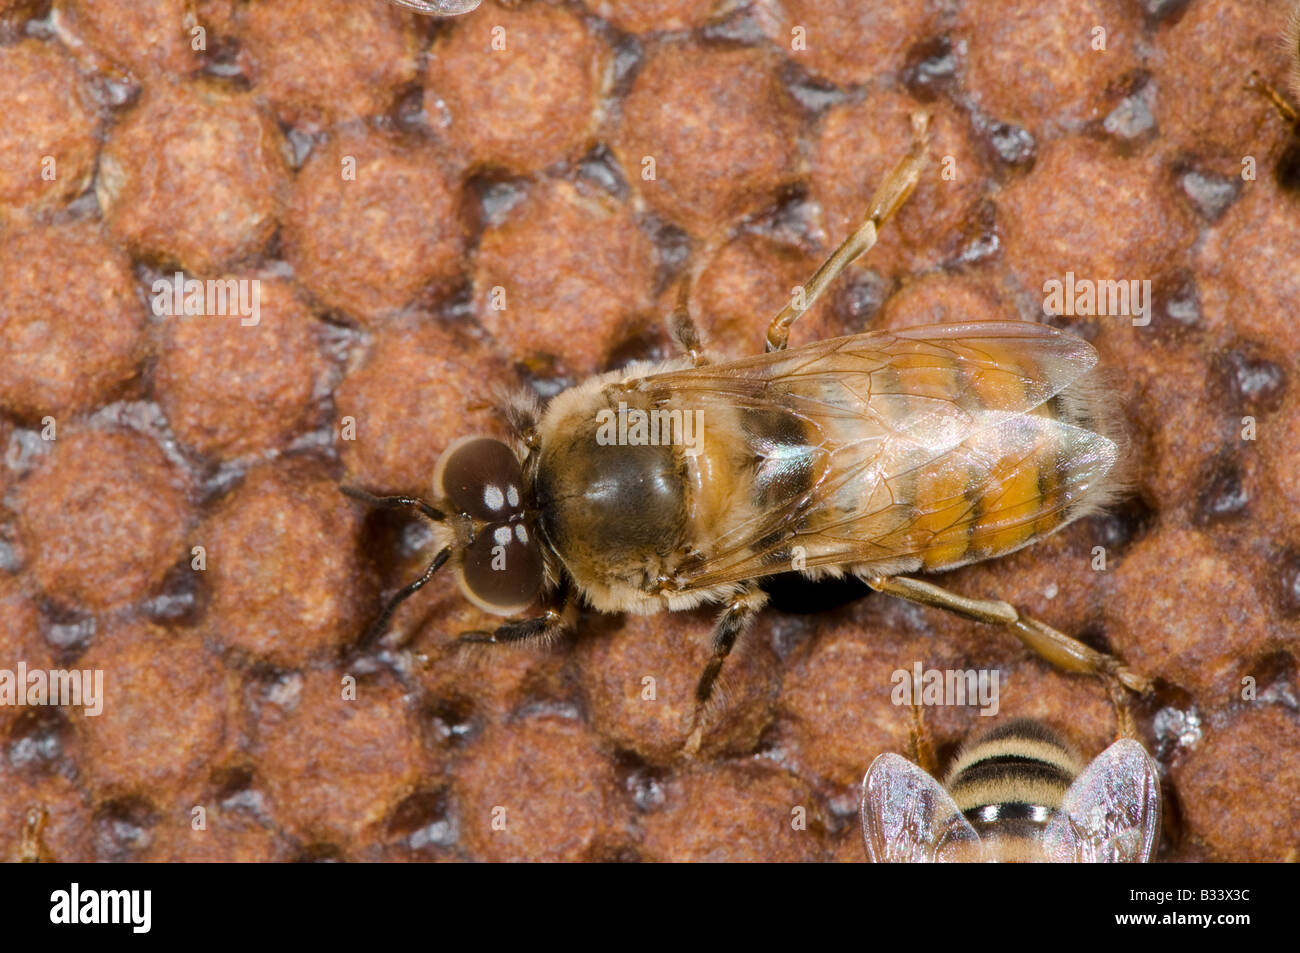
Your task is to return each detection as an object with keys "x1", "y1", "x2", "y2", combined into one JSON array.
[{"x1": 865, "y1": 574, "x2": 1153, "y2": 696}]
